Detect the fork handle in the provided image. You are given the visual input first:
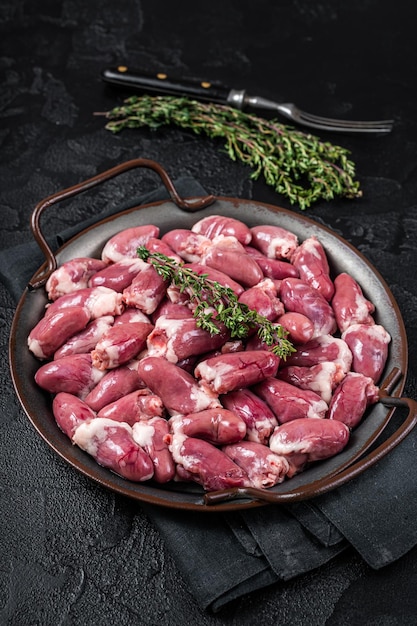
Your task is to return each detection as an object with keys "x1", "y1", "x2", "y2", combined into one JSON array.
[{"x1": 101, "y1": 66, "x2": 234, "y2": 104}]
